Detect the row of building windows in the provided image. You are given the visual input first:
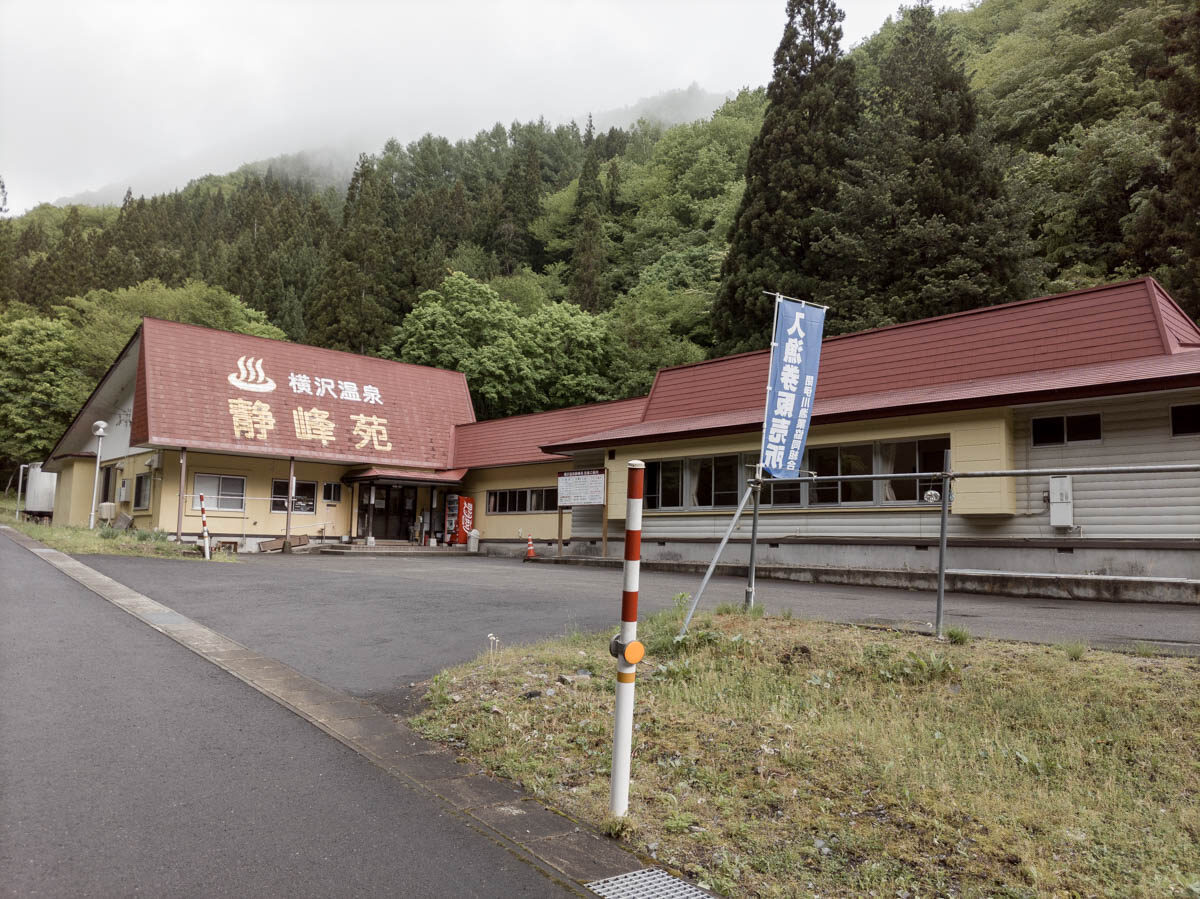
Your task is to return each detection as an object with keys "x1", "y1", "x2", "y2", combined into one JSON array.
[
  {"x1": 645, "y1": 436, "x2": 952, "y2": 511},
  {"x1": 1030, "y1": 404, "x2": 1200, "y2": 445},
  {"x1": 189, "y1": 475, "x2": 343, "y2": 513},
  {"x1": 486, "y1": 487, "x2": 559, "y2": 514}
]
